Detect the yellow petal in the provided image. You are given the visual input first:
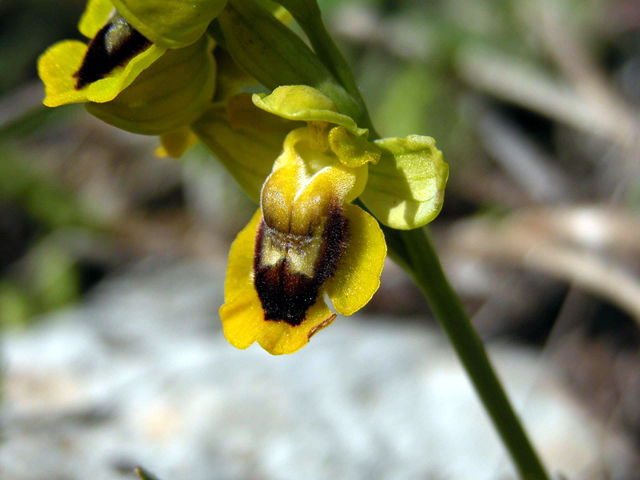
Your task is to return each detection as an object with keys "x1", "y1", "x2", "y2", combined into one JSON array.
[
  {"x1": 38, "y1": 40, "x2": 166, "y2": 107},
  {"x1": 78, "y1": 0, "x2": 114, "y2": 39},
  {"x1": 220, "y1": 209, "x2": 336, "y2": 355},
  {"x1": 84, "y1": 35, "x2": 215, "y2": 134},
  {"x1": 328, "y1": 126, "x2": 381, "y2": 168},
  {"x1": 324, "y1": 204, "x2": 386, "y2": 315},
  {"x1": 192, "y1": 105, "x2": 285, "y2": 203},
  {"x1": 155, "y1": 127, "x2": 199, "y2": 159},
  {"x1": 360, "y1": 135, "x2": 449, "y2": 230},
  {"x1": 252, "y1": 86, "x2": 367, "y2": 136}
]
